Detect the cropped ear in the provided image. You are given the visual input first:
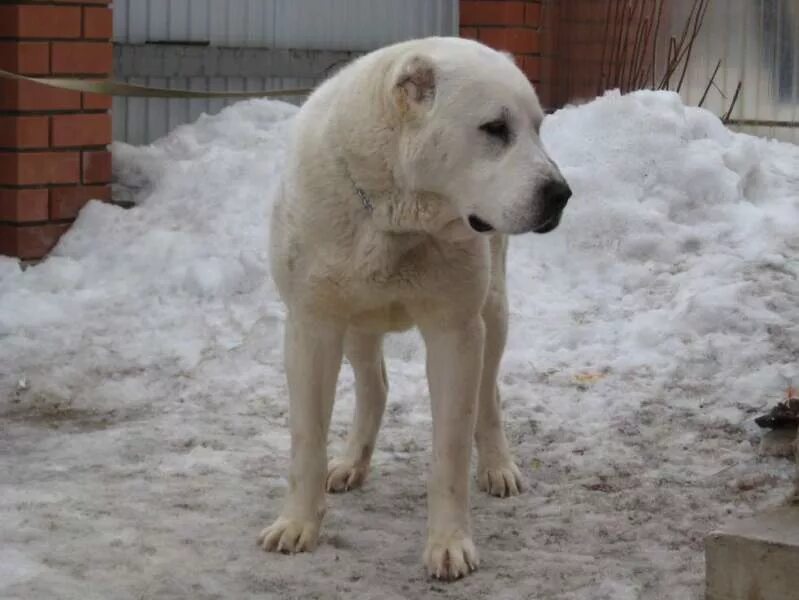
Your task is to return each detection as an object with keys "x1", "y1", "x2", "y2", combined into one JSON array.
[{"x1": 392, "y1": 54, "x2": 436, "y2": 114}]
